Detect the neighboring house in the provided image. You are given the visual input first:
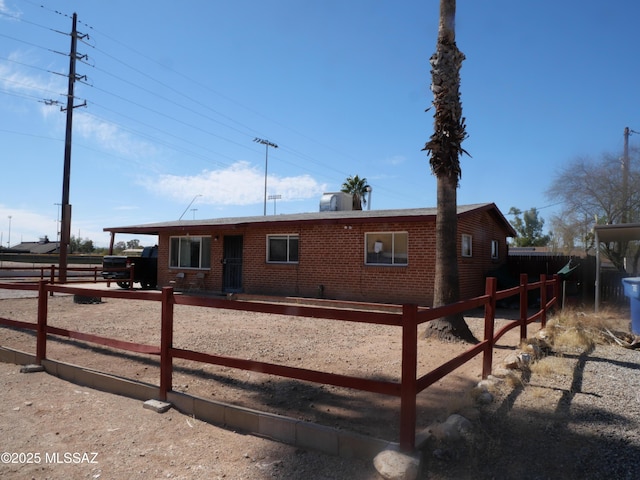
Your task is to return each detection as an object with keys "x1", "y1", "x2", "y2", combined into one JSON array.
[
  {"x1": 104, "y1": 203, "x2": 516, "y2": 306},
  {"x1": 8, "y1": 238, "x2": 60, "y2": 254}
]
